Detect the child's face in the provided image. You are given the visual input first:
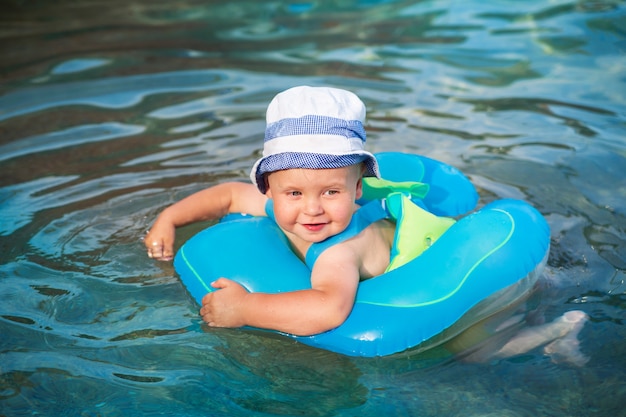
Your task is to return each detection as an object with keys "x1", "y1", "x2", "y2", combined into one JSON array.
[{"x1": 266, "y1": 165, "x2": 363, "y2": 245}]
